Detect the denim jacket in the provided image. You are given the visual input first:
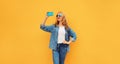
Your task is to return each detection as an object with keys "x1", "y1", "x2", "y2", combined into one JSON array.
[{"x1": 40, "y1": 24, "x2": 77, "y2": 52}]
